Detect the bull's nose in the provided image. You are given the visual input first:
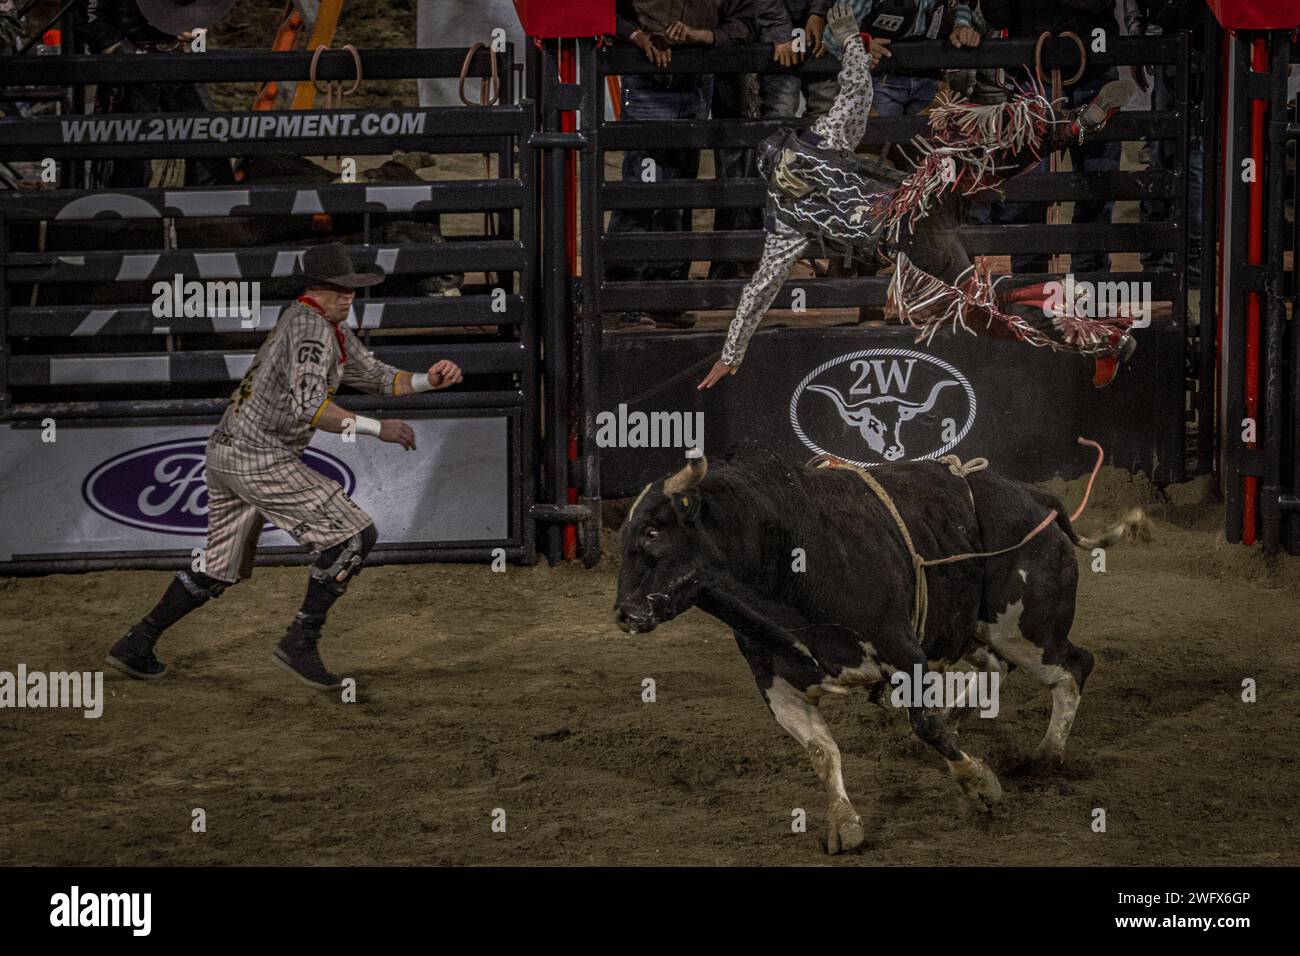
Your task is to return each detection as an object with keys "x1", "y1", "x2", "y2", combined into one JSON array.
[{"x1": 613, "y1": 606, "x2": 652, "y2": 635}]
